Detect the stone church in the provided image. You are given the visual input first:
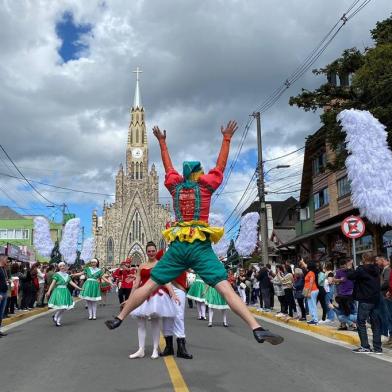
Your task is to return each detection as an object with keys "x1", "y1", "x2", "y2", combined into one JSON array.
[{"x1": 92, "y1": 70, "x2": 171, "y2": 266}]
